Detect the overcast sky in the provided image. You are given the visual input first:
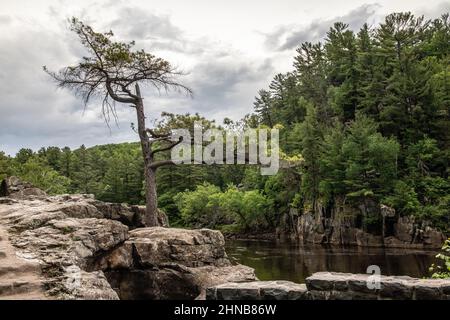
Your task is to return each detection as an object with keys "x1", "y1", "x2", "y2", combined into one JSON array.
[{"x1": 0, "y1": 0, "x2": 448, "y2": 155}]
